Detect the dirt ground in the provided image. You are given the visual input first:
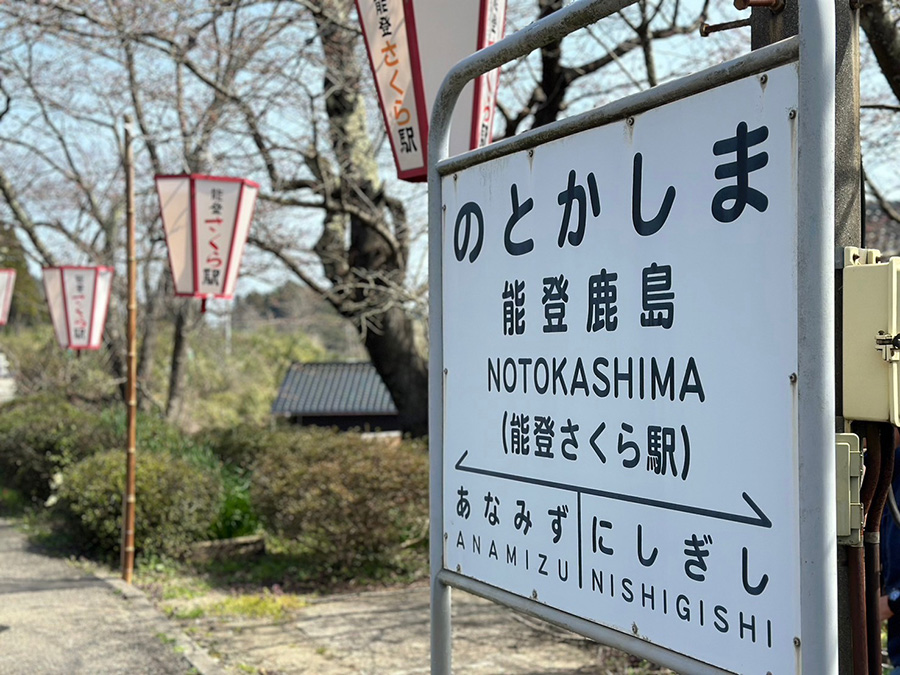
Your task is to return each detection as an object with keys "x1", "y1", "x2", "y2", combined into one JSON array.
[{"x1": 162, "y1": 582, "x2": 667, "y2": 674}]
